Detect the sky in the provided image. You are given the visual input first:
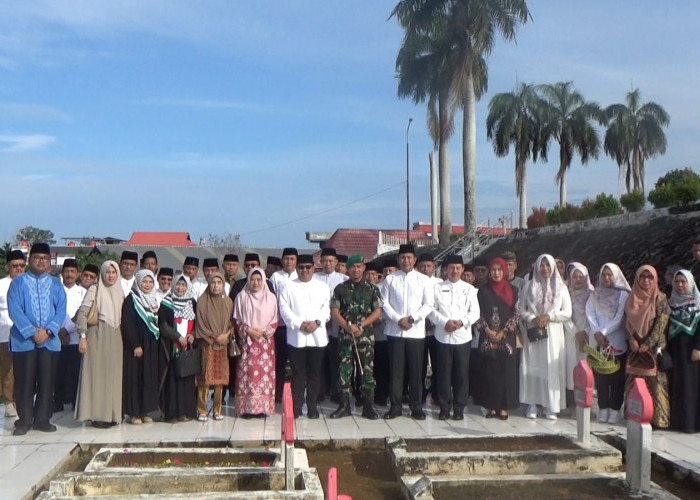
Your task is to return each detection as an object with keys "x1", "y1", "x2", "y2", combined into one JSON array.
[{"x1": 0, "y1": 1, "x2": 698, "y2": 249}]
